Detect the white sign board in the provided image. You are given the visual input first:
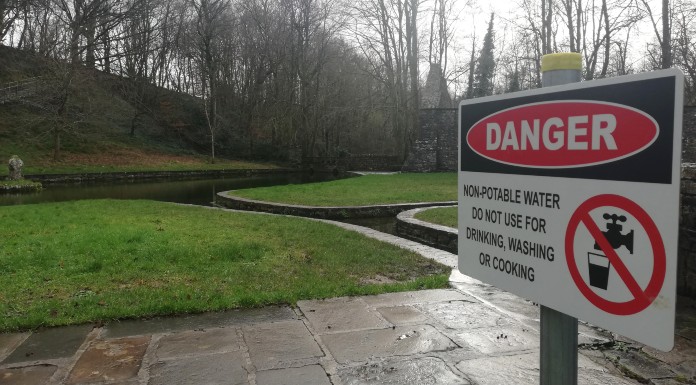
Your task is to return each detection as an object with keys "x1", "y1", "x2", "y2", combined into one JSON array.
[{"x1": 458, "y1": 69, "x2": 683, "y2": 351}]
